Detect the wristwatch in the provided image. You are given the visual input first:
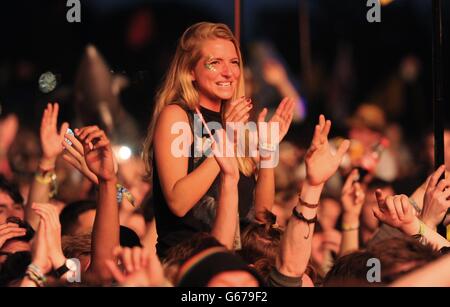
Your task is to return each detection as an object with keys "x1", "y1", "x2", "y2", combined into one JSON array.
[{"x1": 55, "y1": 259, "x2": 77, "y2": 278}]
